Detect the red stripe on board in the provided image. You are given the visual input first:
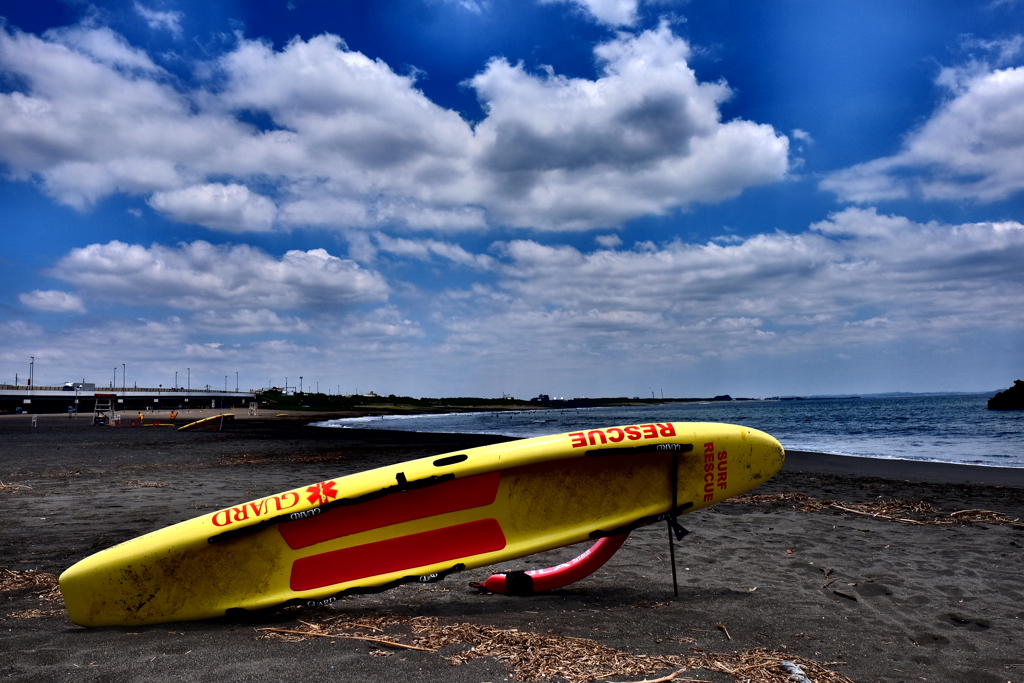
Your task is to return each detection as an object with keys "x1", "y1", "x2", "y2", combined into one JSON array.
[
  {"x1": 279, "y1": 472, "x2": 501, "y2": 550},
  {"x1": 290, "y1": 518, "x2": 506, "y2": 591}
]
